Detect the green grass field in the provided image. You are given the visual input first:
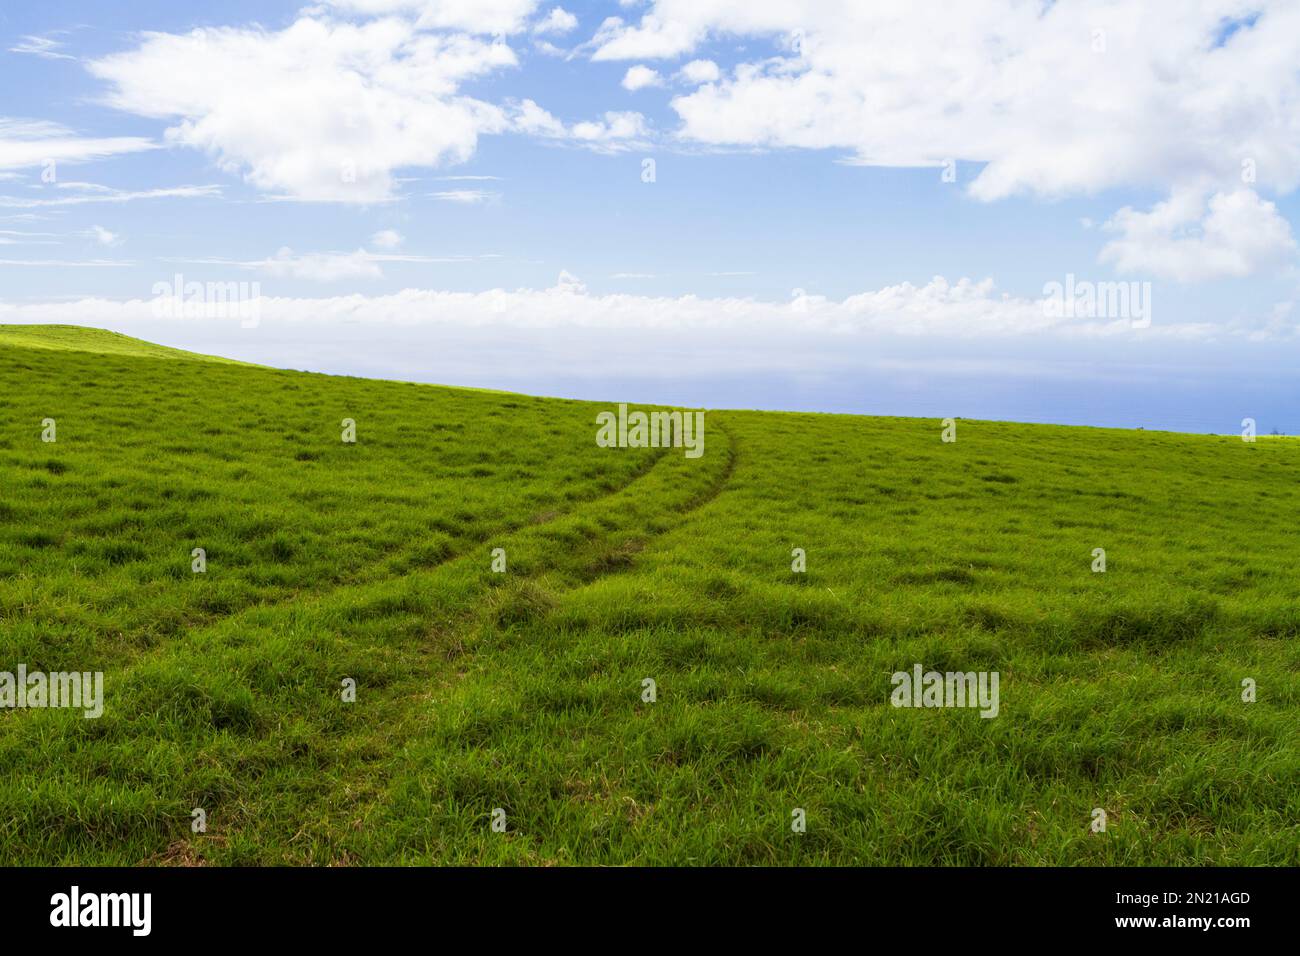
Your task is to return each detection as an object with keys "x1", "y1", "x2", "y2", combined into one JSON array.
[{"x1": 0, "y1": 324, "x2": 1295, "y2": 865}]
